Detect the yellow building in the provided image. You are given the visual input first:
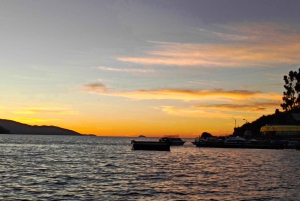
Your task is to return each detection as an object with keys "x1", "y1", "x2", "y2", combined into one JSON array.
[{"x1": 260, "y1": 125, "x2": 300, "y2": 138}]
